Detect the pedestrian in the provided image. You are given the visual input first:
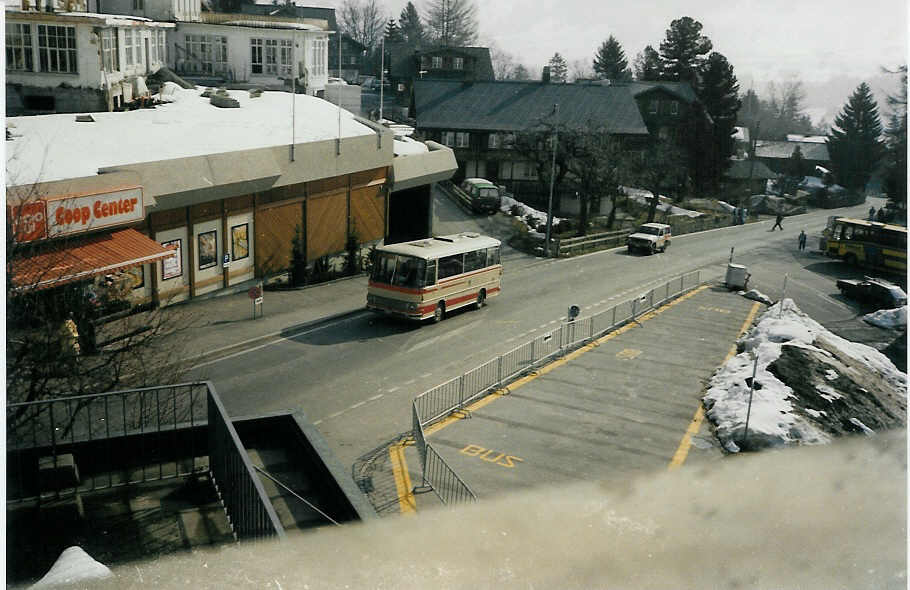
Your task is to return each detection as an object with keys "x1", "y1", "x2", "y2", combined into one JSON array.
[
  {"x1": 869, "y1": 206, "x2": 876, "y2": 221},
  {"x1": 876, "y1": 208, "x2": 885, "y2": 222},
  {"x1": 798, "y1": 229, "x2": 807, "y2": 251},
  {"x1": 772, "y1": 213, "x2": 784, "y2": 231}
]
